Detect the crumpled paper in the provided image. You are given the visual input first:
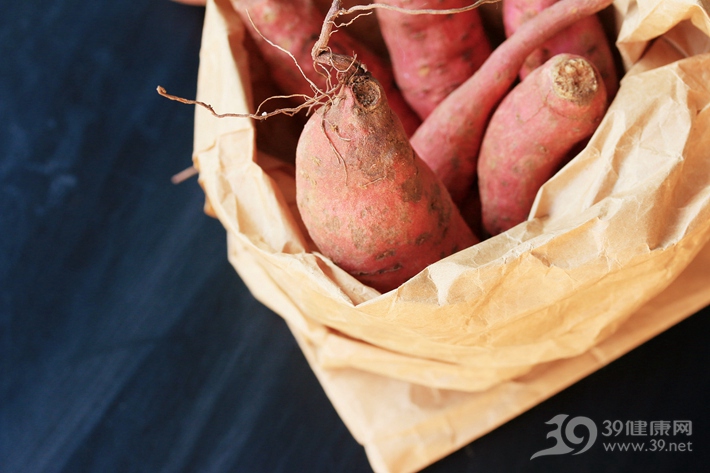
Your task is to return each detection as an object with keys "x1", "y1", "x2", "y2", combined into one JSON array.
[{"x1": 191, "y1": 0, "x2": 710, "y2": 471}]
